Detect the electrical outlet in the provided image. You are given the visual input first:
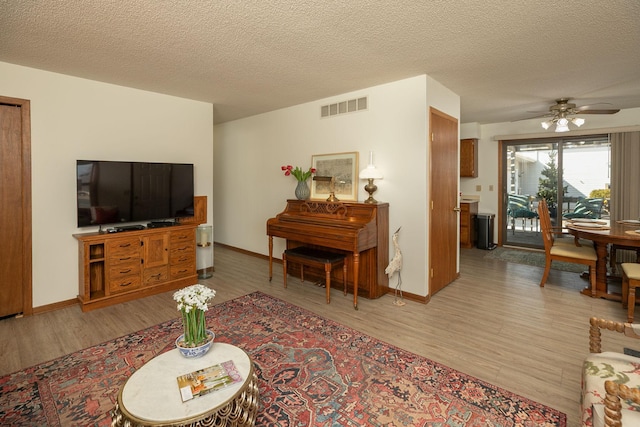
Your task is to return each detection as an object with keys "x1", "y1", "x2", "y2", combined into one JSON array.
[
  {"x1": 489, "y1": 185, "x2": 494, "y2": 191},
  {"x1": 475, "y1": 185, "x2": 482, "y2": 192}
]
